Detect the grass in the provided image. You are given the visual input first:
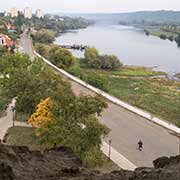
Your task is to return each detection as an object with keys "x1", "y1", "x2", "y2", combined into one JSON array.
[
  {"x1": 86, "y1": 66, "x2": 166, "y2": 77},
  {"x1": 145, "y1": 27, "x2": 178, "y2": 39},
  {"x1": 5, "y1": 126, "x2": 37, "y2": 147},
  {"x1": 69, "y1": 63, "x2": 180, "y2": 126},
  {"x1": 108, "y1": 77, "x2": 180, "y2": 125}
]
